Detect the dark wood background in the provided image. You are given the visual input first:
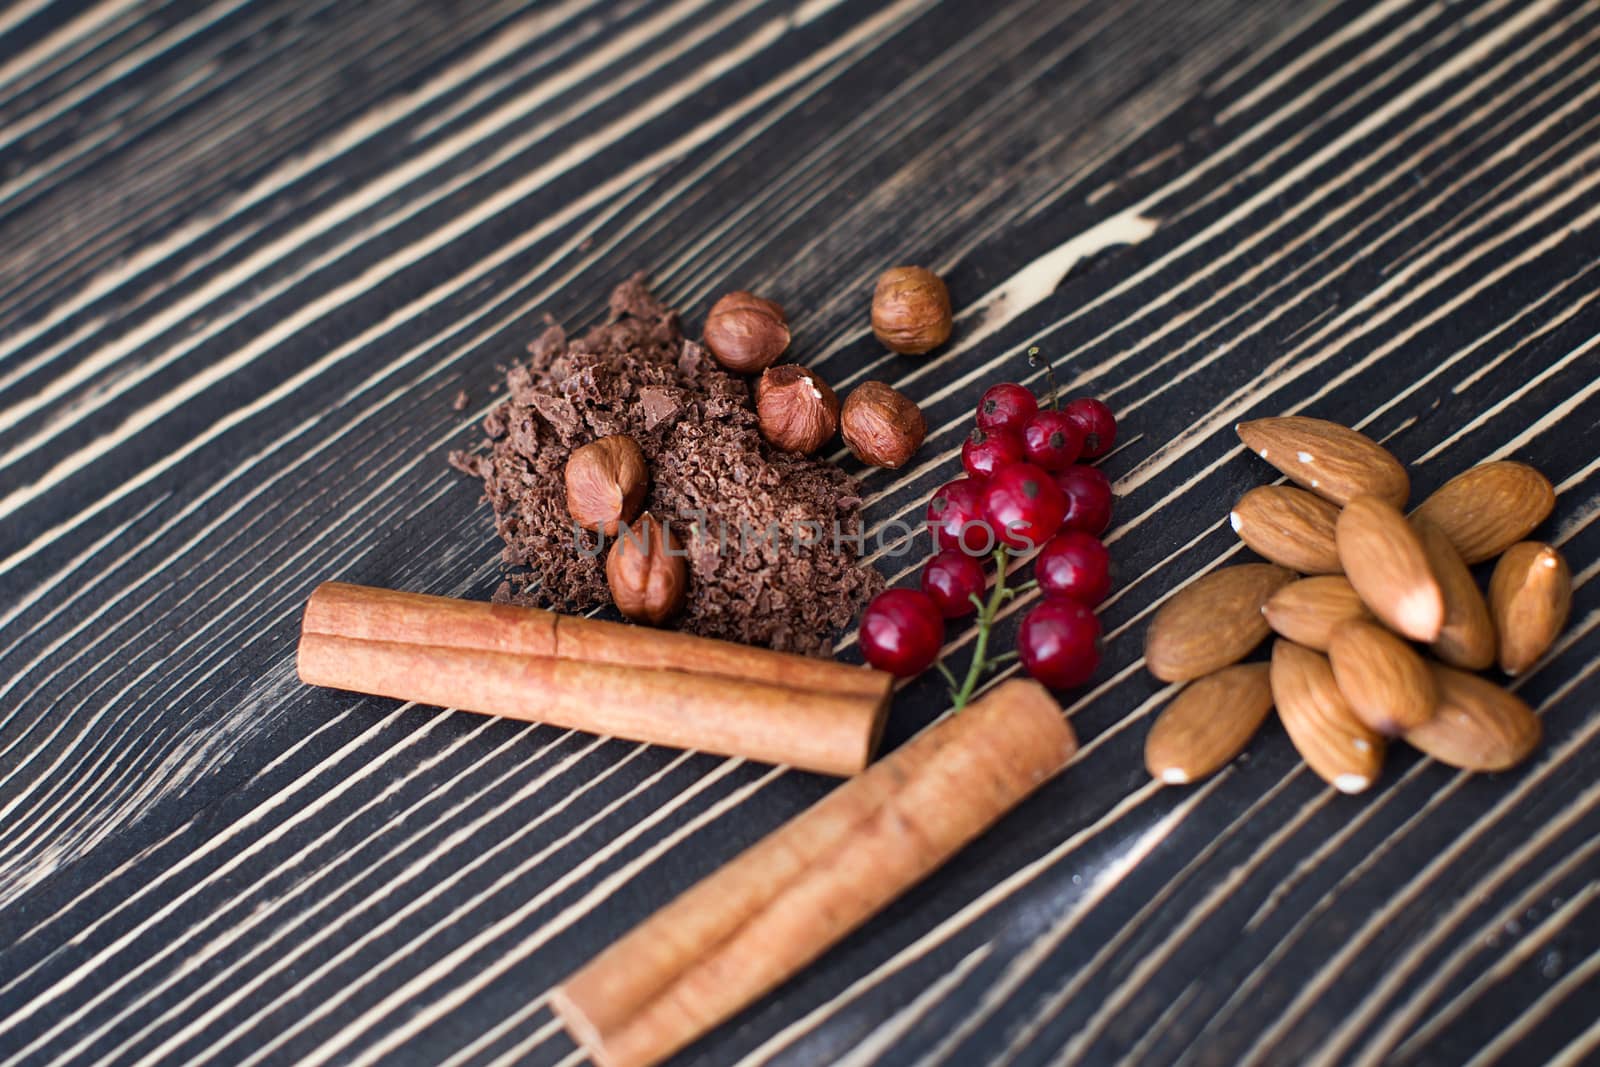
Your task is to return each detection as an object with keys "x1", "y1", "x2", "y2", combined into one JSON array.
[{"x1": 2, "y1": 0, "x2": 1598, "y2": 1064}]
